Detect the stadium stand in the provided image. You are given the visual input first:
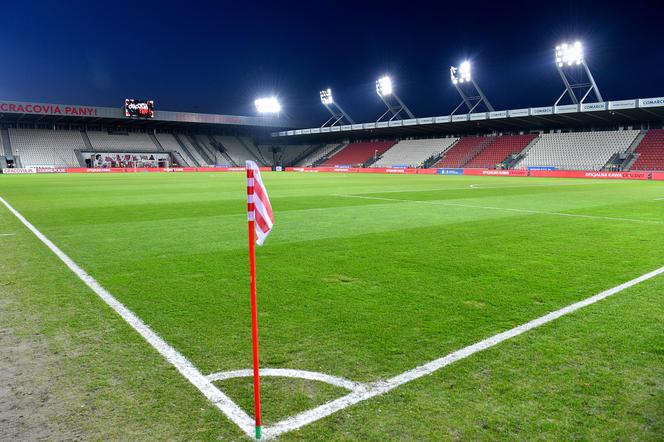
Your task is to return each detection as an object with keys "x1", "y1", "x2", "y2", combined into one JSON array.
[
  {"x1": 322, "y1": 140, "x2": 396, "y2": 166},
  {"x1": 630, "y1": 129, "x2": 664, "y2": 171},
  {"x1": 258, "y1": 144, "x2": 313, "y2": 166},
  {"x1": 371, "y1": 137, "x2": 459, "y2": 168},
  {"x1": 240, "y1": 137, "x2": 269, "y2": 165},
  {"x1": 9, "y1": 128, "x2": 84, "y2": 167},
  {"x1": 87, "y1": 130, "x2": 158, "y2": 152},
  {"x1": 155, "y1": 133, "x2": 195, "y2": 167},
  {"x1": 195, "y1": 134, "x2": 222, "y2": 163},
  {"x1": 464, "y1": 134, "x2": 537, "y2": 169},
  {"x1": 433, "y1": 136, "x2": 491, "y2": 168},
  {"x1": 174, "y1": 134, "x2": 207, "y2": 166},
  {"x1": 214, "y1": 135, "x2": 261, "y2": 165},
  {"x1": 295, "y1": 143, "x2": 345, "y2": 167},
  {"x1": 516, "y1": 129, "x2": 640, "y2": 171}
]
